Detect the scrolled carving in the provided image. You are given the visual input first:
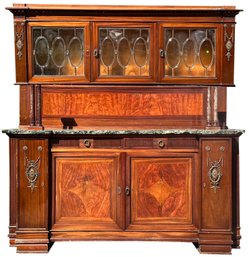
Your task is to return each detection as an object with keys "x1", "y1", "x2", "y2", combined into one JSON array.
[
  {"x1": 14, "y1": 22, "x2": 25, "y2": 60},
  {"x1": 224, "y1": 24, "x2": 234, "y2": 61},
  {"x1": 23, "y1": 145, "x2": 42, "y2": 192}
]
